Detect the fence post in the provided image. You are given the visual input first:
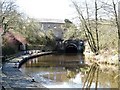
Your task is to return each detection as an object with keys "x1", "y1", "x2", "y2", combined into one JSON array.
[{"x1": 118, "y1": 2, "x2": 120, "y2": 90}]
